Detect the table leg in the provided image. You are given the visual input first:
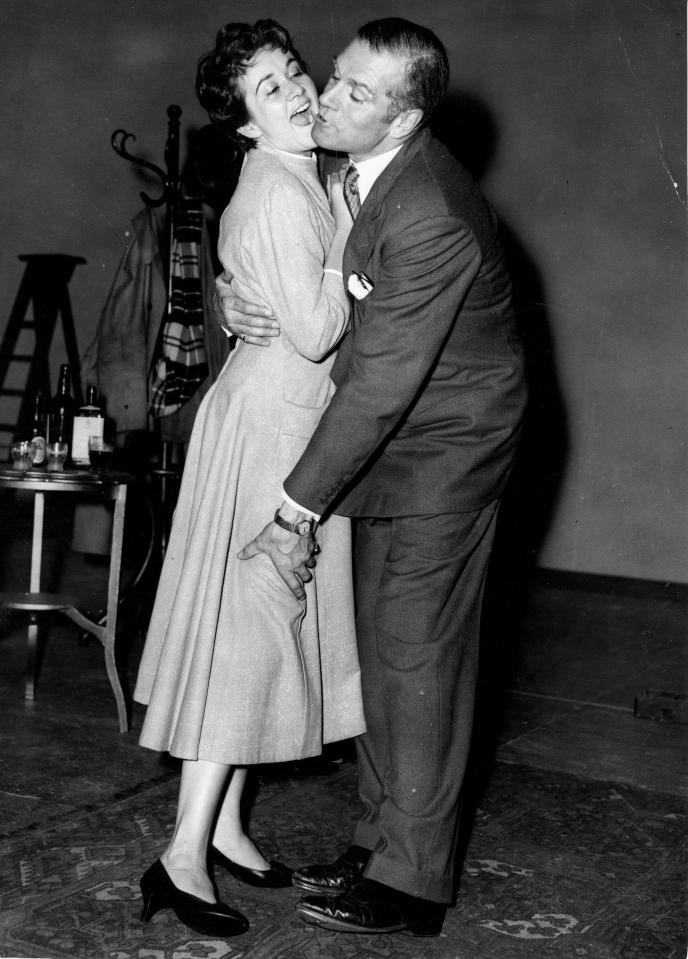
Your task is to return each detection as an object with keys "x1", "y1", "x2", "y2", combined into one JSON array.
[
  {"x1": 25, "y1": 616, "x2": 38, "y2": 701},
  {"x1": 25, "y1": 491, "x2": 44, "y2": 700},
  {"x1": 104, "y1": 485, "x2": 128, "y2": 732}
]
